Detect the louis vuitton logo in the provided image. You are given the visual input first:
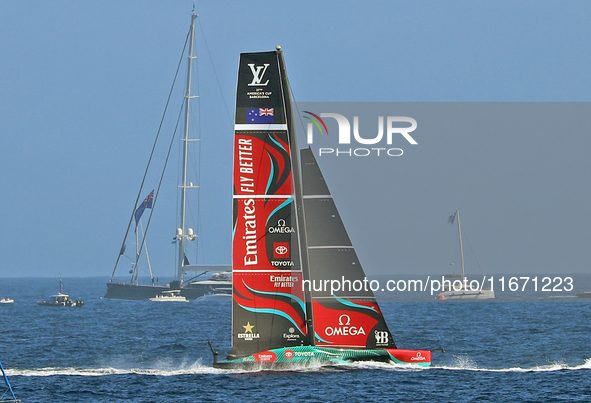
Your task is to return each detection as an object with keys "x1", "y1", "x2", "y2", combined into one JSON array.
[{"x1": 247, "y1": 63, "x2": 270, "y2": 86}]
